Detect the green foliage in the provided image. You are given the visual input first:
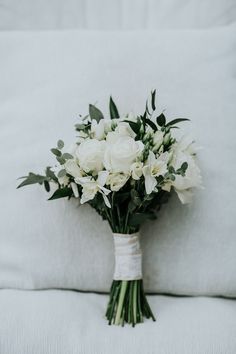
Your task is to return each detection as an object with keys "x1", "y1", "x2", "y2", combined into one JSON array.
[
  {"x1": 109, "y1": 96, "x2": 119, "y2": 119},
  {"x1": 151, "y1": 89, "x2": 156, "y2": 111},
  {"x1": 48, "y1": 187, "x2": 73, "y2": 200},
  {"x1": 62, "y1": 153, "x2": 73, "y2": 160},
  {"x1": 57, "y1": 140, "x2": 64, "y2": 149},
  {"x1": 51, "y1": 148, "x2": 61, "y2": 157},
  {"x1": 156, "y1": 113, "x2": 166, "y2": 127},
  {"x1": 17, "y1": 173, "x2": 48, "y2": 189},
  {"x1": 45, "y1": 167, "x2": 57, "y2": 182},
  {"x1": 166, "y1": 118, "x2": 189, "y2": 127},
  {"x1": 123, "y1": 120, "x2": 141, "y2": 135},
  {"x1": 89, "y1": 104, "x2": 104, "y2": 122}
]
